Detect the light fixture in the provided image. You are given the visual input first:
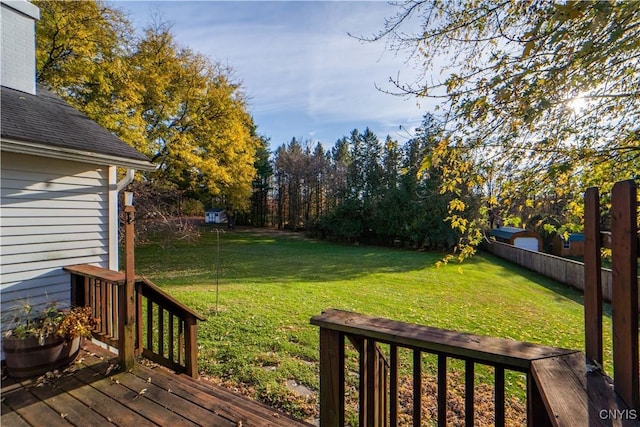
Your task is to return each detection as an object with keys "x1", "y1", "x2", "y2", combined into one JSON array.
[{"x1": 124, "y1": 191, "x2": 134, "y2": 207}]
